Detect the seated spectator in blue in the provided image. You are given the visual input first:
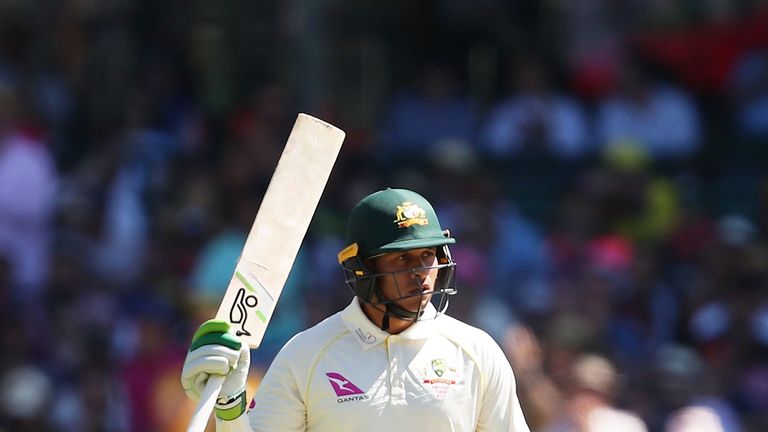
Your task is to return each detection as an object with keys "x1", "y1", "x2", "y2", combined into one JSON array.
[
  {"x1": 654, "y1": 345, "x2": 744, "y2": 432},
  {"x1": 378, "y1": 62, "x2": 475, "y2": 156},
  {"x1": 596, "y1": 58, "x2": 701, "y2": 159},
  {"x1": 728, "y1": 48, "x2": 768, "y2": 140},
  {"x1": 480, "y1": 55, "x2": 591, "y2": 159},
  {"x1": 0, "y1": 82, "x2": 58, "y2": 298}
]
